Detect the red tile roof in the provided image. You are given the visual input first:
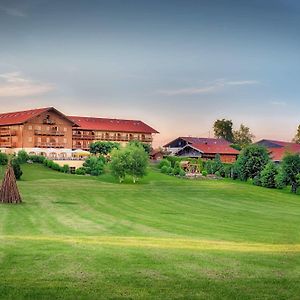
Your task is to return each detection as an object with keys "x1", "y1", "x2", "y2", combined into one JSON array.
[
  {"x1": 164, "y1": 136, "x2": 231, "y2": 147},
  {"x1": 0, "y1": 107, "x2": 76, "y2": 126},
  {"x1": 256, "y1": 139, "x2": 300, "y2": 161},
  {"x1": 68, "y1": 116, "x2": 159, "y2": 134},
  {"x1": 191, "y1": 143, "x2": 240, "y2": 155},
  {"x1": 181, "y1": 137, "x2": 231, "y2": 145}
]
